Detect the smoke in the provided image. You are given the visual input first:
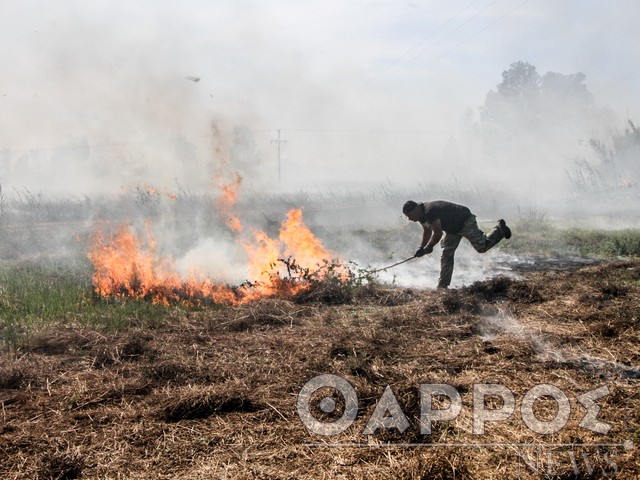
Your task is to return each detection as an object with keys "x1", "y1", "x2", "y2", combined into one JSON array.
[
  {"x1": 2, "y1": 1, "x2": 638, "y2": 199},
  {"x1": 2, "y1": 1, "x2": 640, "y2": 283},
  {"x1": 480, "y1": 312, "x2": 640, "y2": 378},
  {"x1": 480, "y1": 311, "x2": 565, "y2": 362},
  {"x1": 176, "y1": 237, "x2": 248, "y2": 285},
  {"x1": 0, "y1": 2, "x2": 277, "y2": 196}
]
